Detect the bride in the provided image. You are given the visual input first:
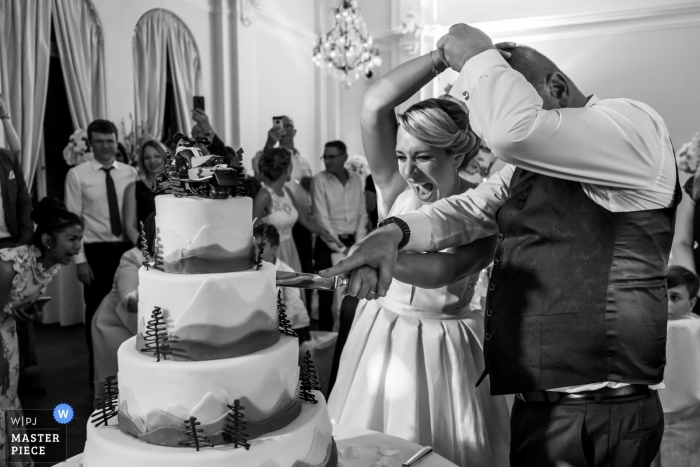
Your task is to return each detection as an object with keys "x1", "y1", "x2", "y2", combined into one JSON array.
[{"x1": 327, "y1": 50, "x2": 510, "y2": 467}]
